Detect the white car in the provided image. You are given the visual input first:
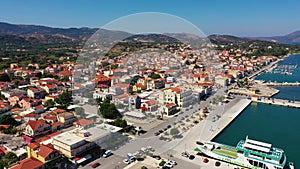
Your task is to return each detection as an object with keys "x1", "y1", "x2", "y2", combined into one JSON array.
[
  {"x1": 164, "y1": 162, "x2": 173, "y2": 168},
  {"x1": 123, "y1": 159, "x2": 130, "y2": 164},
  {"x1": 103, "y1": 150, "x2": 112, "y2": 158},
  {"x1": 168, "y1": 160, "x2": 177, "y2": 166}
]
